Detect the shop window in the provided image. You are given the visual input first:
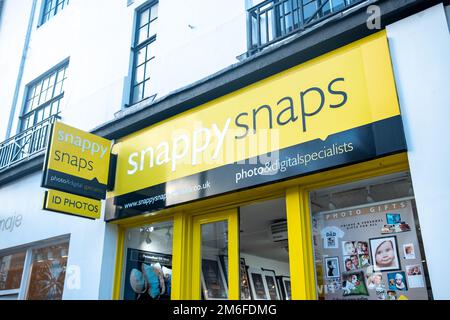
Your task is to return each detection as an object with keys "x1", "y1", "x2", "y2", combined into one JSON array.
[
  {"x1": 200, "y1": 220, "x2": 229, "y2": 300},
  {"x1": 122, "y1": 220, "x2": 173, "y2": 300},
  {"x1": 26, "y1": 242, "x2": 69, "y2": 300},
  {"x1": 0, "y1": 251, "x2": 26, "y2": 292},
  {"x1": 239, "y1": 197, "x2": 291, "y2": 300},
  {"x1": 310, "y1": 172, "x2": 432, "y2": 300}
]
